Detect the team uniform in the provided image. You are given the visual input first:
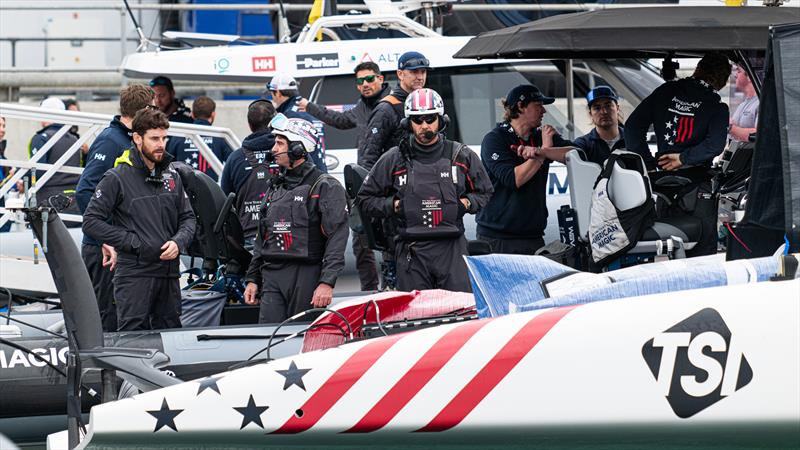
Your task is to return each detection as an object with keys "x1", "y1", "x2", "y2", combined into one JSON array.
[{"x1": 166, "y1": 118, "x2": 233, "y2": 182}]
